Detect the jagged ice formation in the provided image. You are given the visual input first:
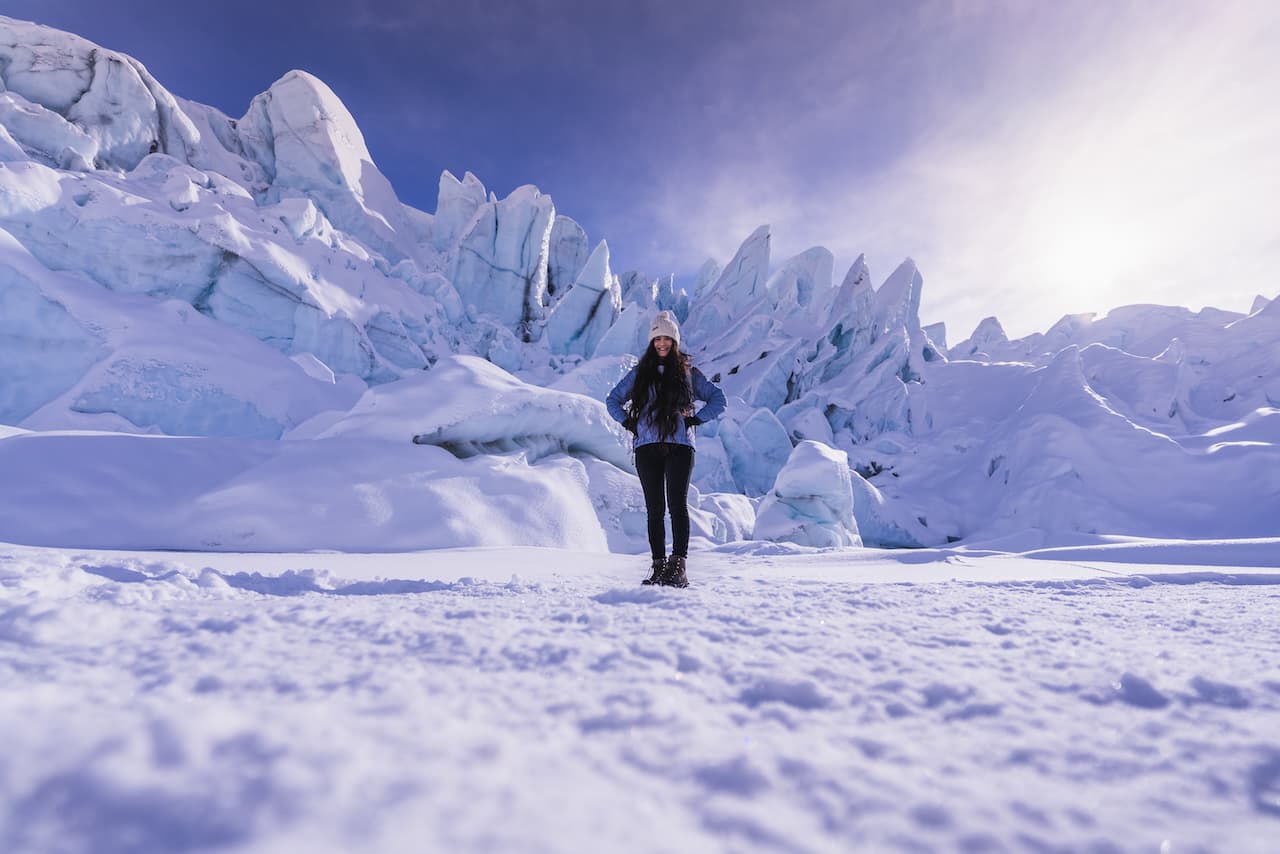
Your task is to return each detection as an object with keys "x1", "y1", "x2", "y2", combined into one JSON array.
[{"x1": 2, "y1": 15, "x2": 1278, "y2": 551}]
